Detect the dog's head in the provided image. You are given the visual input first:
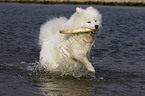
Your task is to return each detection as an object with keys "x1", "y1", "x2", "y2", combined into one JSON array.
[
  {"x1": 70, "y1": 6, "x2": 102, "y2": 32},
  {"x1": 77, "y1": 6, "x2": 101, "y2": 29}
]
